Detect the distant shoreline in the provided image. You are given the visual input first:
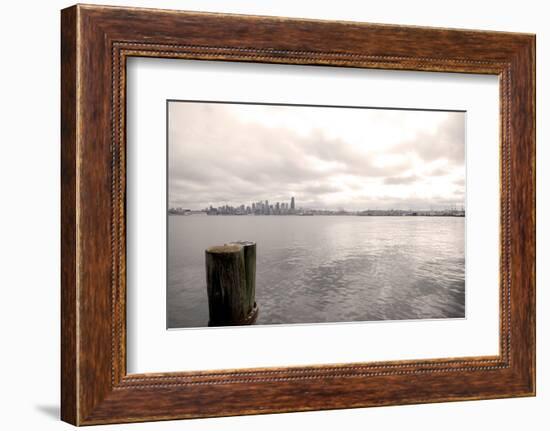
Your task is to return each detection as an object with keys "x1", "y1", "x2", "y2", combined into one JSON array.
[{"x1": 168, "y1": 213, "x2": 465, "y2": 217}]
